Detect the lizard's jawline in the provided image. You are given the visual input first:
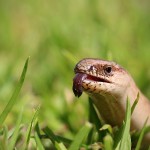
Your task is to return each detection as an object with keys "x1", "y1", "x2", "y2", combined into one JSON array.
[
  {"x1": 72, "y1": 72, "x2": 111, "y2": 98},
  {"x1": 85, "y1": 74, "x2": 111, "y2": 83}
]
